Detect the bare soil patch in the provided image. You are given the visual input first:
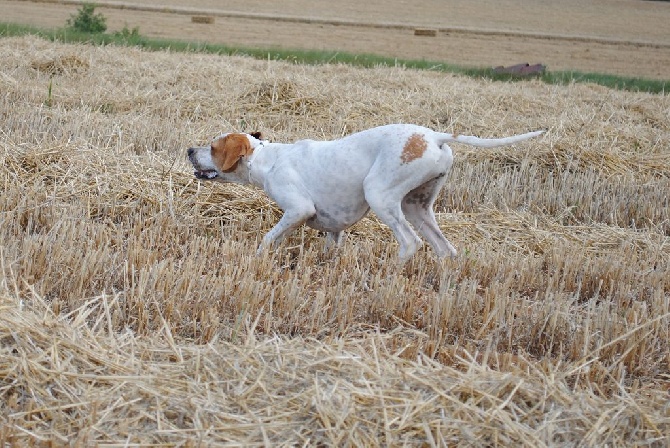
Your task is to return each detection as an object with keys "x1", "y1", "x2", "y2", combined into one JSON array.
[{"x1": 3, "y1": 0, "x2": 670, "y2": 78}]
